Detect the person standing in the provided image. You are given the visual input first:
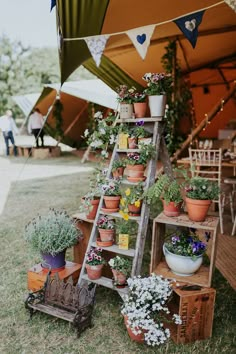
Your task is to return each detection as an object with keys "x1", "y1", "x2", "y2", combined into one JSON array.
[
  {"x1": 28, "y1": 108, "x2": 45, "y2": 148},
  {"x1": 0, "y1": 110, "x2": 18, "y2": 156}
]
